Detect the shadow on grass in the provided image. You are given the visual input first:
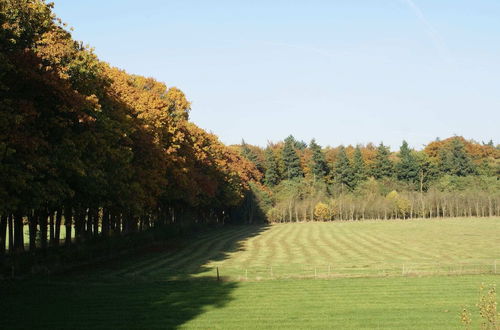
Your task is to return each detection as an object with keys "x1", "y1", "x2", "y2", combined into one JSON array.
[
  {"x1": 0, "y1": 279, "x2": 237, "y2": 329},
  {"x1": 0, "y1": 224, "x2": 270, "y2": 329}
]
